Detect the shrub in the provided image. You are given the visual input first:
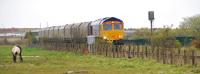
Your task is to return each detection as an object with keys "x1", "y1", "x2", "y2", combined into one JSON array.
[{"x1": 192, "y1": 39, "x2": 200, "y2": 48}]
